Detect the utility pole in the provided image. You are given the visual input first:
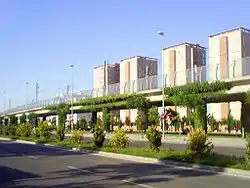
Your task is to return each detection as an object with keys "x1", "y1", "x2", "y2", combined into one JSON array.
[
  {"x1": 8, "y1": 98, "x2": 11, "y2": 109},
  {"x1": 36, "y1": 82, "x2": 39, "y2": 102}
]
